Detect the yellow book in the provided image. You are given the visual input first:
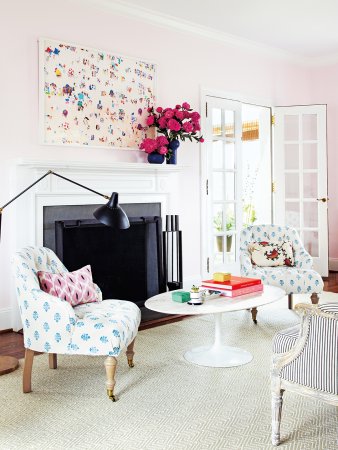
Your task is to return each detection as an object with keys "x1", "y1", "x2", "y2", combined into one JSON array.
[{"x1": 213, "y1": 272, "x2": 231, "y2": 282}]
